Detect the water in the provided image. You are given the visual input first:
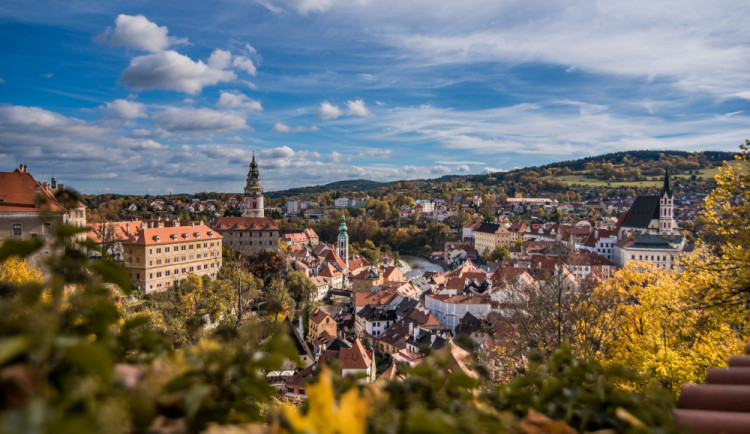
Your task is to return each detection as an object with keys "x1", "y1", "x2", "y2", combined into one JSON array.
[{"x1": 401, "y1": 255, "x2": 444, "y2": 280}]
